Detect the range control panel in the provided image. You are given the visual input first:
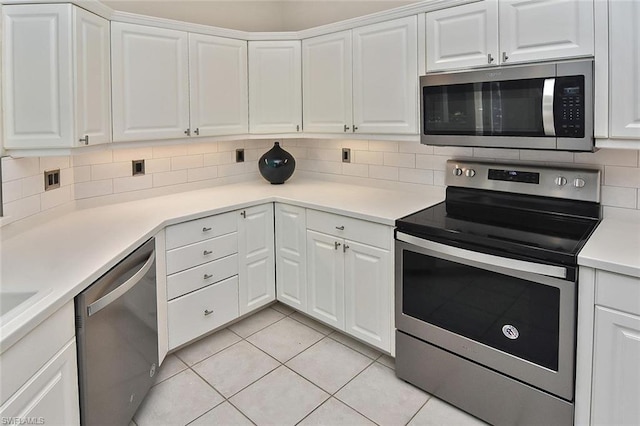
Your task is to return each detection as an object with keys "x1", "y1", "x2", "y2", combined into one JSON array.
[{"x1": 446, "y1": 160, "x2": 601, "y2": 203}]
